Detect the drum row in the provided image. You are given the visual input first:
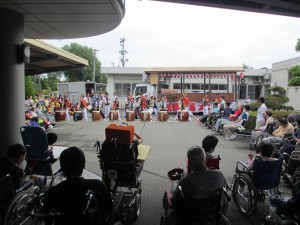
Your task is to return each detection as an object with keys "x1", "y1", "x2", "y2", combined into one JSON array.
[{"x1": 54, "y1": 110, "x2": 189, "y2": 122}]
